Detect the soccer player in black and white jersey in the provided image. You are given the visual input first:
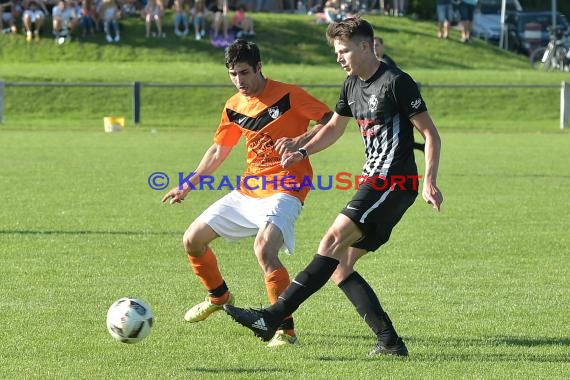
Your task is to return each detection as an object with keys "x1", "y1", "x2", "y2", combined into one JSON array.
[{"x1": 225, "y1": 16, "x2": 443, "y2": 357}]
